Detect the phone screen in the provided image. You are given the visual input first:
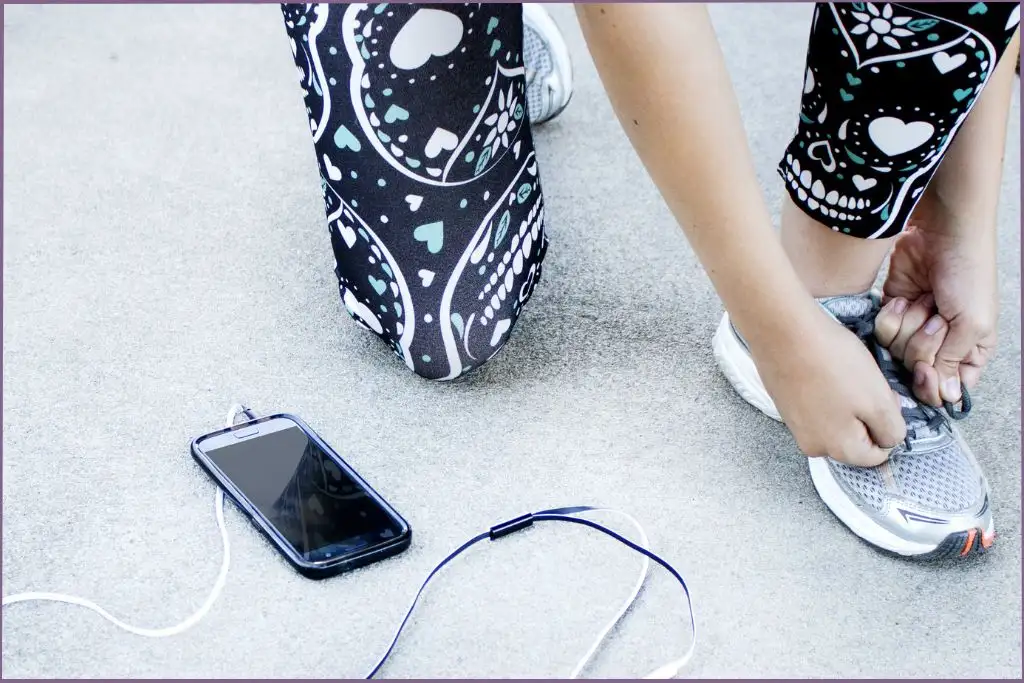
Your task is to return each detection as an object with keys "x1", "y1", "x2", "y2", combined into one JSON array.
[{"x1": 201, "y1": 421, "x2": 404, "y2": 562}]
